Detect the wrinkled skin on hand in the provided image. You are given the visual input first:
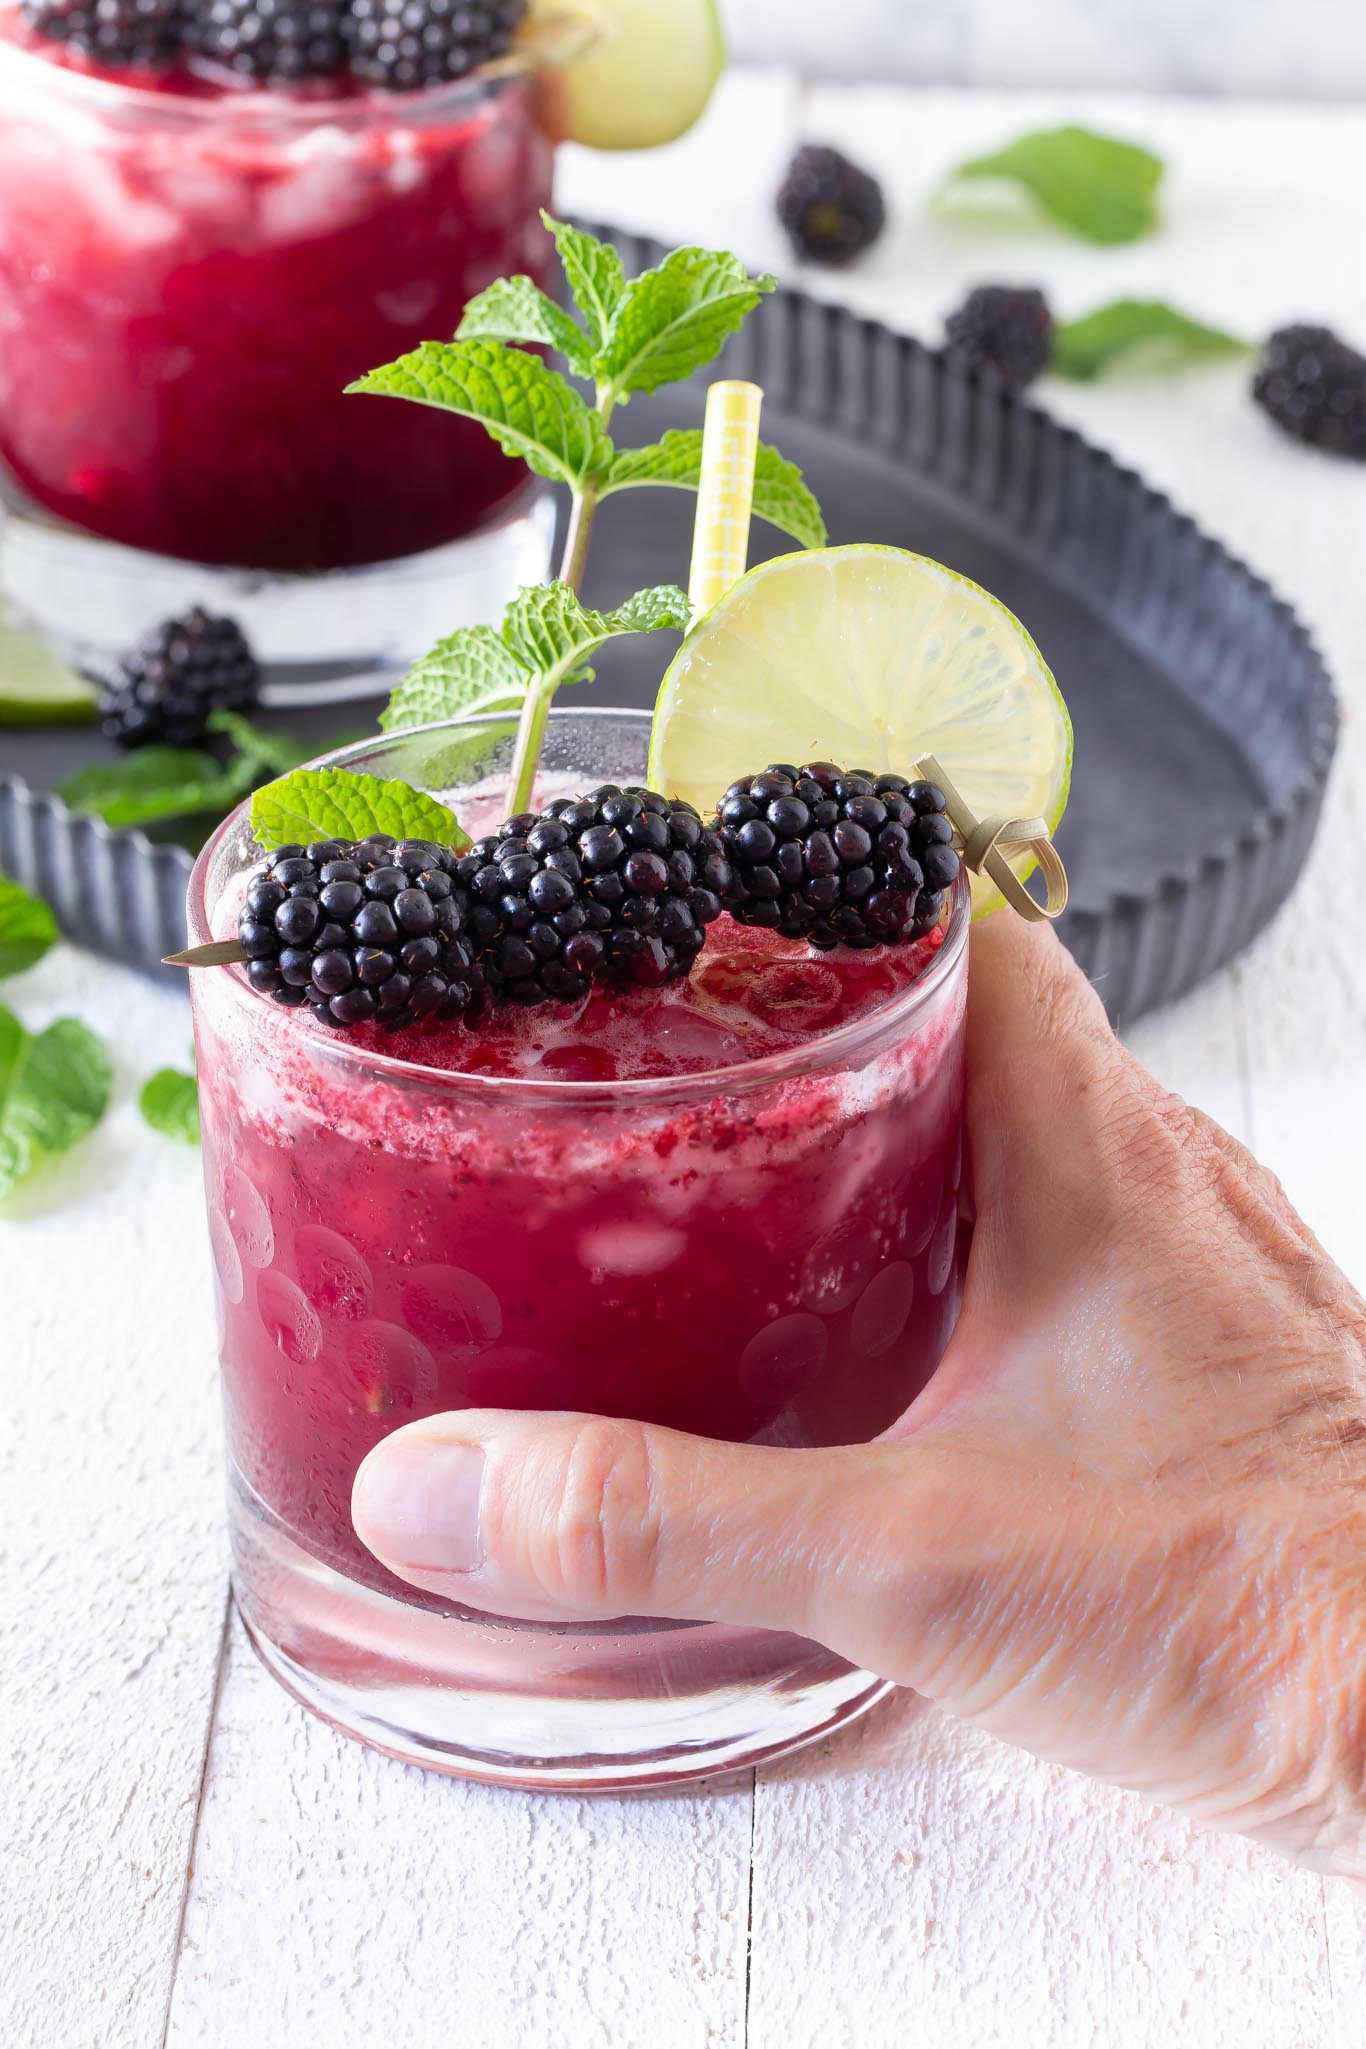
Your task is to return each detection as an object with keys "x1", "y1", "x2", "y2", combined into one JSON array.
[{"x1": 355, "y1": 916, "x2": 1366, "y2": 1880}]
